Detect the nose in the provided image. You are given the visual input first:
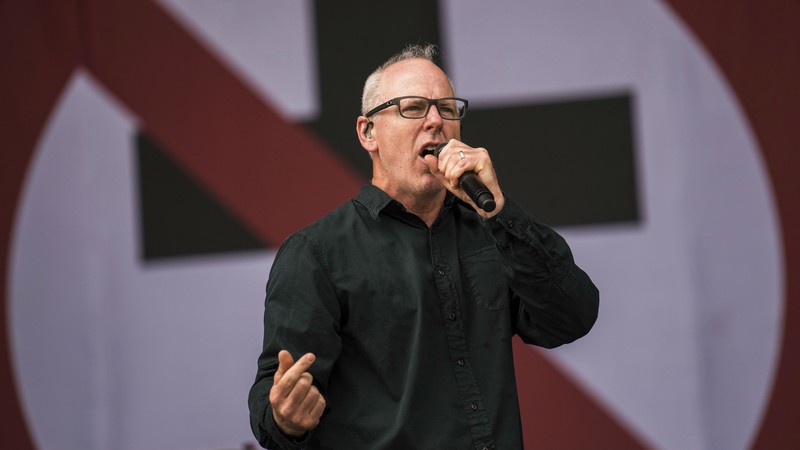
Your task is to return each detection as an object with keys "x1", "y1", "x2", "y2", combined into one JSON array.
[{"x1": 423, "y1": 104, "x2": 444, "y2": 130}]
